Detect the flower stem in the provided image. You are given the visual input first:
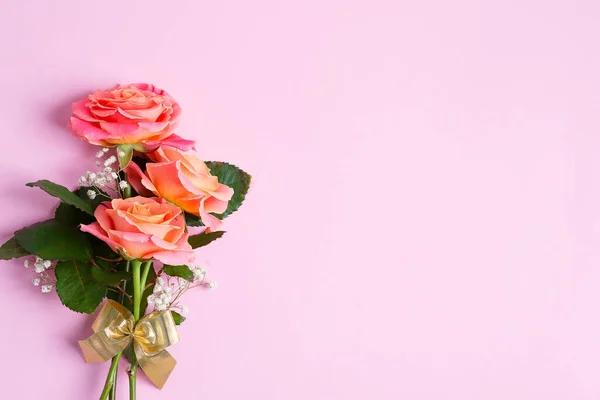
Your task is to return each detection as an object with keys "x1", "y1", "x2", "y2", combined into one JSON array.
[
  {"x1": 99, "y1": 351, "x2": 122, "y2": 400},
  {"x1": 128, "y1": 367, "x2": 136, "y2": 400},
  {"x1": 100, "y1": 258, "x2": 133, "y2": 399},
  {"x1": 140, "y1": 261, "x2": 152, "y2": 293},
  {"x1": 128, "y1": 260, "x2": 152, "y2": 400},
  {"x1": 131, "y1": 260, "x2": 142, "y2": 320},
  {"x1": 109, "y1": 370, "x2": 117, "y2": 400}
]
